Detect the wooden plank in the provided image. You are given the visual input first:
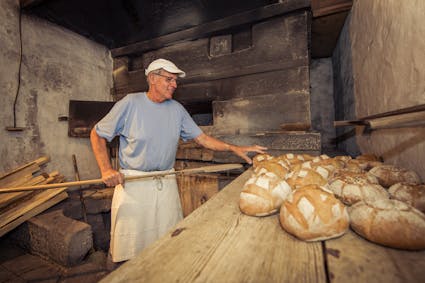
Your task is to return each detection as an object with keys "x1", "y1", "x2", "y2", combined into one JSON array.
[
  {"x1": 100, "y1": 169, "x2": 326, "y2": 283},
  {"x1": 175, "y1": 161, "x2": 239, "y2": 216},
  {"x1": 0, "y1": 174, "x2": 48, "y2": 209},
  {"x1": 213, "y1": 92, "x2": 311, "y2": 134},
  {"x1": 110, "y1": 0, "x2": 311, "y2": 58},
  {"x1": 325, "y1": 230, "x2": 425, "y2": 282},
  {"x1": 113, "y1": 12, "x2": 309, "y2": 96},
  {"x1": 0, "y1": 156, "x2": 49, "y2": 187},
  {"x1": 0, "y1": 186, "x2": 67, "y2": 229},
  {"x1": 177, "y1": 174, "x2": 220, "y2": 217},
  {"x1": 0, "y1": 156, "x2": 49, "y2": 180},
  {"x1": 311, "y1": 11, "x2": 350, "y2": 58},
  {"x1": 173, "y1": 66, "x2": 309, "y2": 106},
  {"x1": 311, "y1": 0, "x2": 352, "y2": 17},
  {"x1": 0, "y1": 192, "x2": 68, "y2": 237}
]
